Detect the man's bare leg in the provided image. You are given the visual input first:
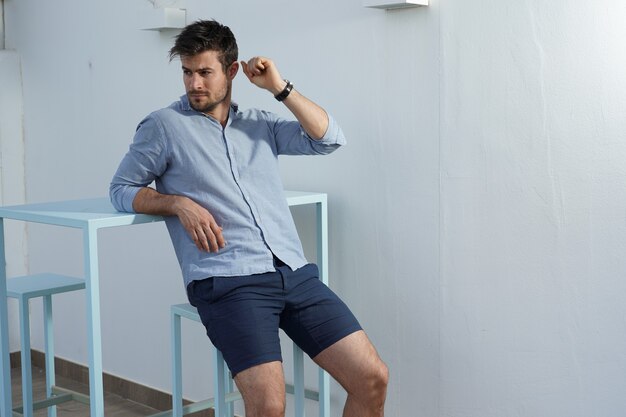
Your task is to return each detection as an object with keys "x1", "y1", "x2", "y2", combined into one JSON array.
[
  {"x1": 233, "y1": 361, "x2": 286, "y2": 417},
  {"x1": 314, "y1": 330, "x2": 389, "y2": 417}
]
